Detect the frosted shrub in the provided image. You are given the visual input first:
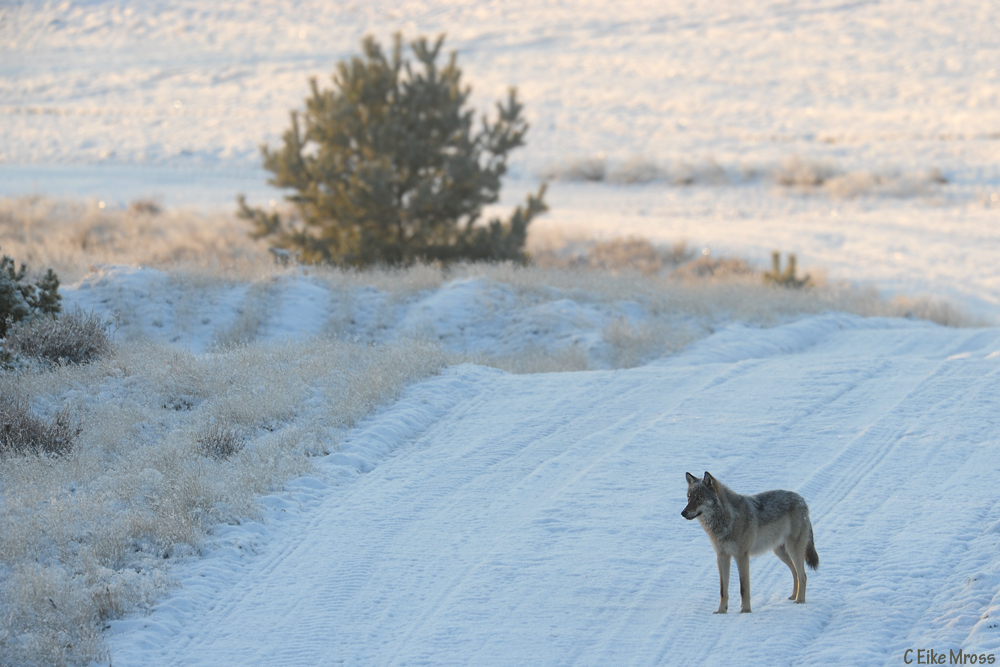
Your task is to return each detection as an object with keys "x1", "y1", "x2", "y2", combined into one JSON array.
[
  {"x1": 773, "y1": 156, "x2": 838, "y2": 188},
  {"x1": 127, "y1": 198, "x2": 162, "y2": 216},
  {"x1": 529, "y1": 235, "x2": 694, "y2": 274},
  {"x1": 587, "y1": 238, "x2": 679, "y2": 274},
  {"x1": 674, "y1": 256, "x2": 755, "y2": 280},
  {"x1": 198, "y1": 421, "x2": 249, "y2": 460},
  {"x1": 608, "y1": 156, "x2": 664, "y2": 184},
  {"x1": 603, "y1": 319, "x2": 696, "y2": 369},
  {"x1": 559, "y1": 156, "x2": 608, "y2": 182},
  {"x1": 455, "y1": 345, "x2": 591, "y2": 374},
  {"x1": 1, "y1": 563, "x2": 107, "y2": 667},
  {"x1": 771, "y1": 157, "x2": 946, "y2": 199},
  {"x1": 4, "y1": 307, "x2": 114, "y2": 365},
  {"x1": 0, "y1": 392, "x2": 76, "y2": 458}
]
